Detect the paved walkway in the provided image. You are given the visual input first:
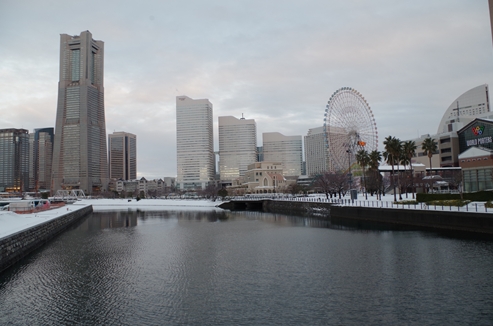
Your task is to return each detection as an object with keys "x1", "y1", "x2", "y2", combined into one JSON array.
[{"x1": 233, "y1": 194, "x2": 492, "y2": 214}]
